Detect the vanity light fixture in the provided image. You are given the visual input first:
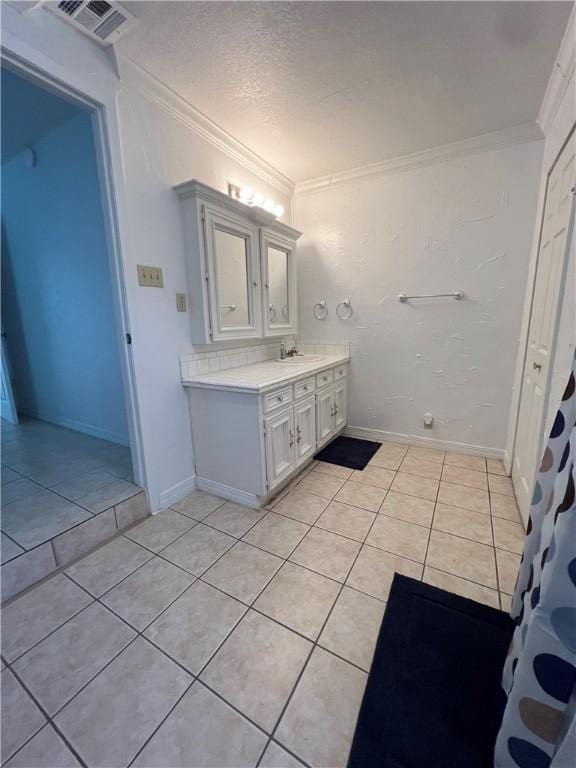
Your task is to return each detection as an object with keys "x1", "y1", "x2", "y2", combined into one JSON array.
[{"x1": 228, "y1": 183, "x2": 284, "y2": 218}]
